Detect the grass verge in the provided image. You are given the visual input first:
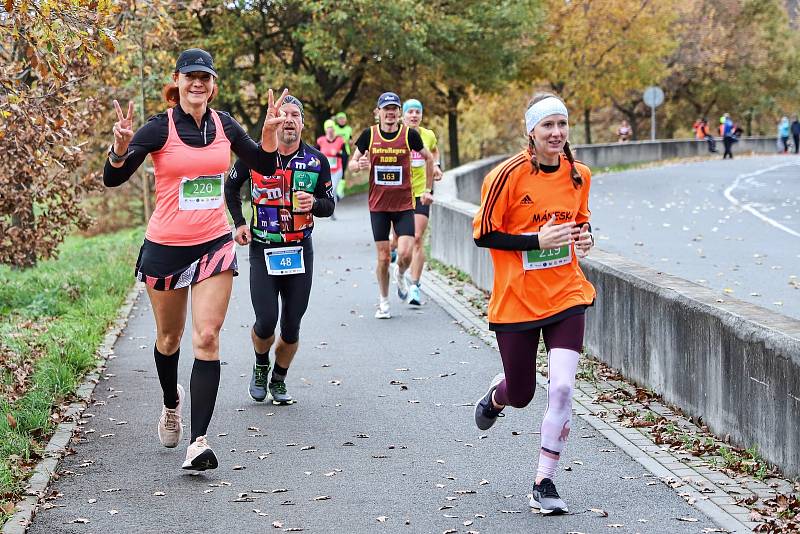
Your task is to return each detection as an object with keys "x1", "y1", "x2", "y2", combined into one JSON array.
[{"x1": 0, "y1": 228, "x2": 142, "y2": 521}]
